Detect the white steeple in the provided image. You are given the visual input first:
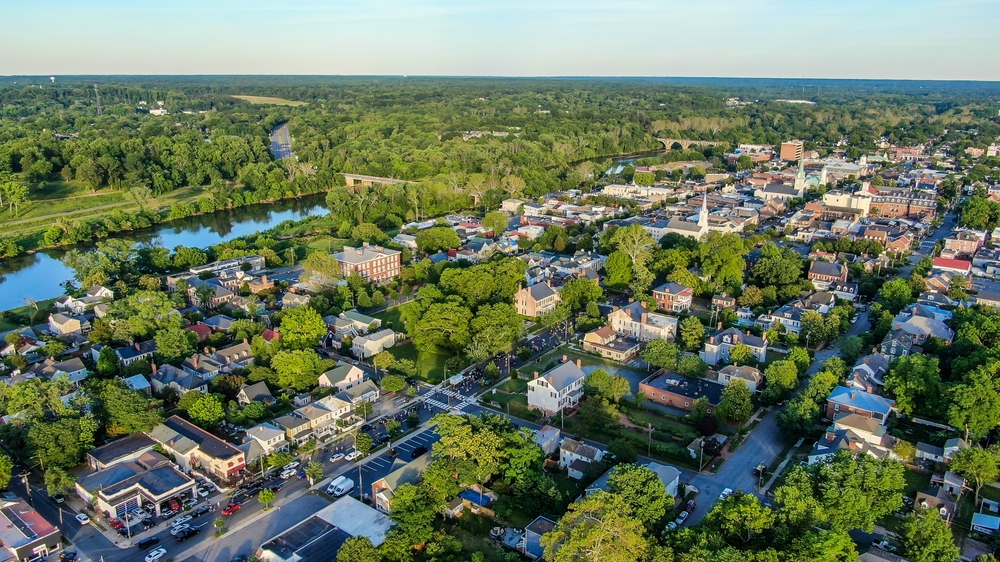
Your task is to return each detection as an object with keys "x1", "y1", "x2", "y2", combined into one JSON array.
[
  {"x1": 793, "y1": 159, "x2": 806, "y2": 196},
  {"x1": 698, "y1": 192, "x2": 709, "y2": 228}
]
